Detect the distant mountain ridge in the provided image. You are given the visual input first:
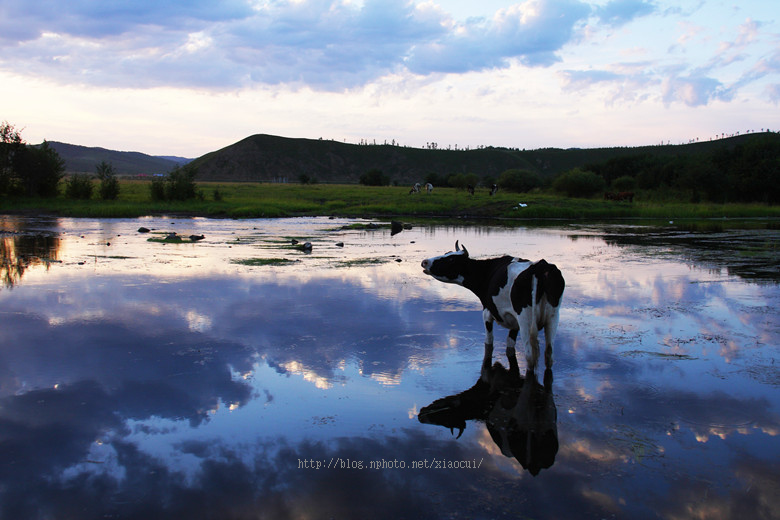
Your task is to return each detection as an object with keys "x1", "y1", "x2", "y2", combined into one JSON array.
[
  {"x1": 189, "y1": 132, "x2": 778, "y2": 185},
  {"x1": 45, "y1": 132, "x2": 779, "y2": 185},
  {"x1": 45, "y1": 141, "x2": 191, "y2": 176}
]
